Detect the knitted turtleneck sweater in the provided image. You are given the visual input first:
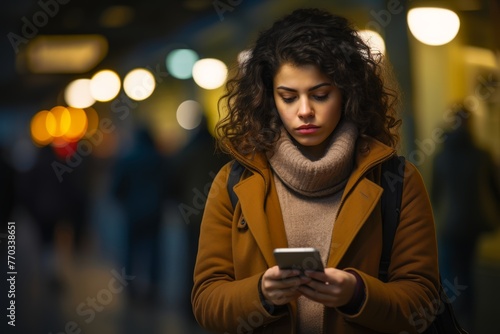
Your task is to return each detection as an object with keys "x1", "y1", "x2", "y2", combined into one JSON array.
[{"x1": 267, "y1": 120, "x2": 358, "y2": 334}]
